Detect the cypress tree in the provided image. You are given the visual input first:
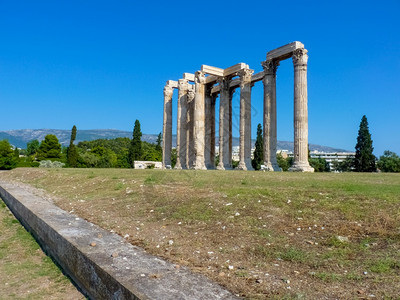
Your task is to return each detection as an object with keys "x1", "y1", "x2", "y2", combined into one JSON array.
[
  {"x1": 128, "y1": 120, "x2": 143, "y2": 168},
  {"x1": 252, "y1": 123, "x2": 264, "y2": 170},
  {"x1": 354, "y1": 115, "x2": 376, "y2": 172},
  {"x1": 67, "y1": 125, "x2": 79, "y2": 167},
  {"x1": 155, "y1": 132, "x2": 162, "y2": 152}
]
